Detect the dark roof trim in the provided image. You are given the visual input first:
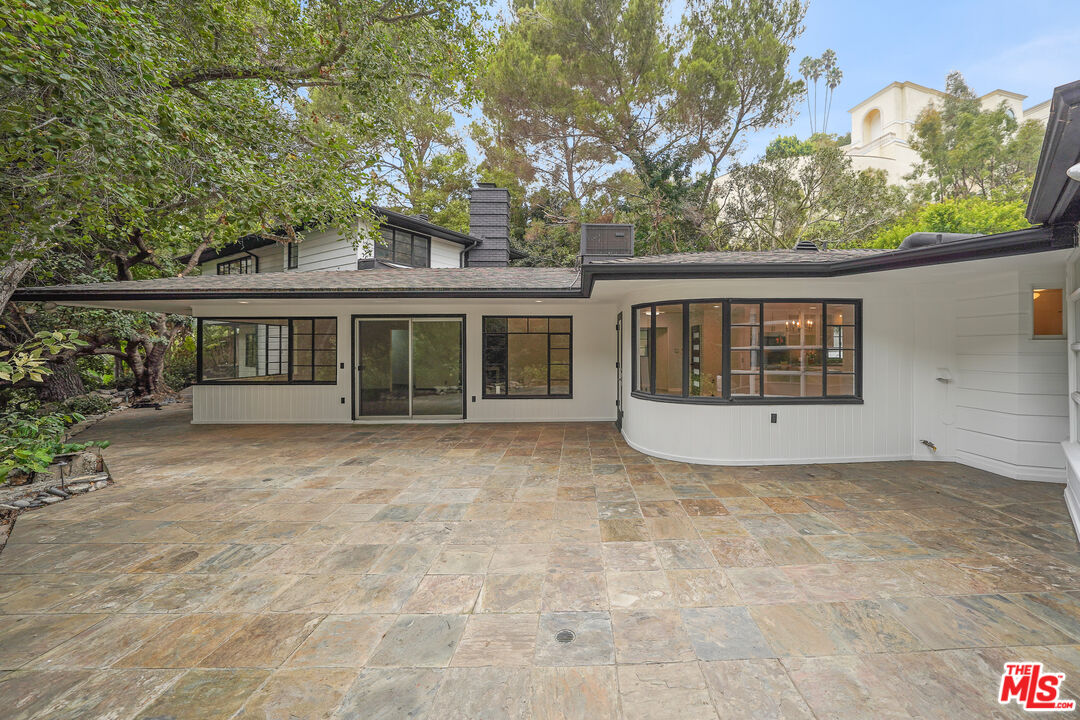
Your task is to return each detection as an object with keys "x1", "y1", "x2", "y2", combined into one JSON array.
[
  {"x1": 1028, "y1": 79, "x2": 1080, "y2": 225},
  {"x1": 15, "y1": 287, "x2": 584, "y2": 301},
  {"x1": 583, "y1": 224, "x2": 1074, "y2": 292}
]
